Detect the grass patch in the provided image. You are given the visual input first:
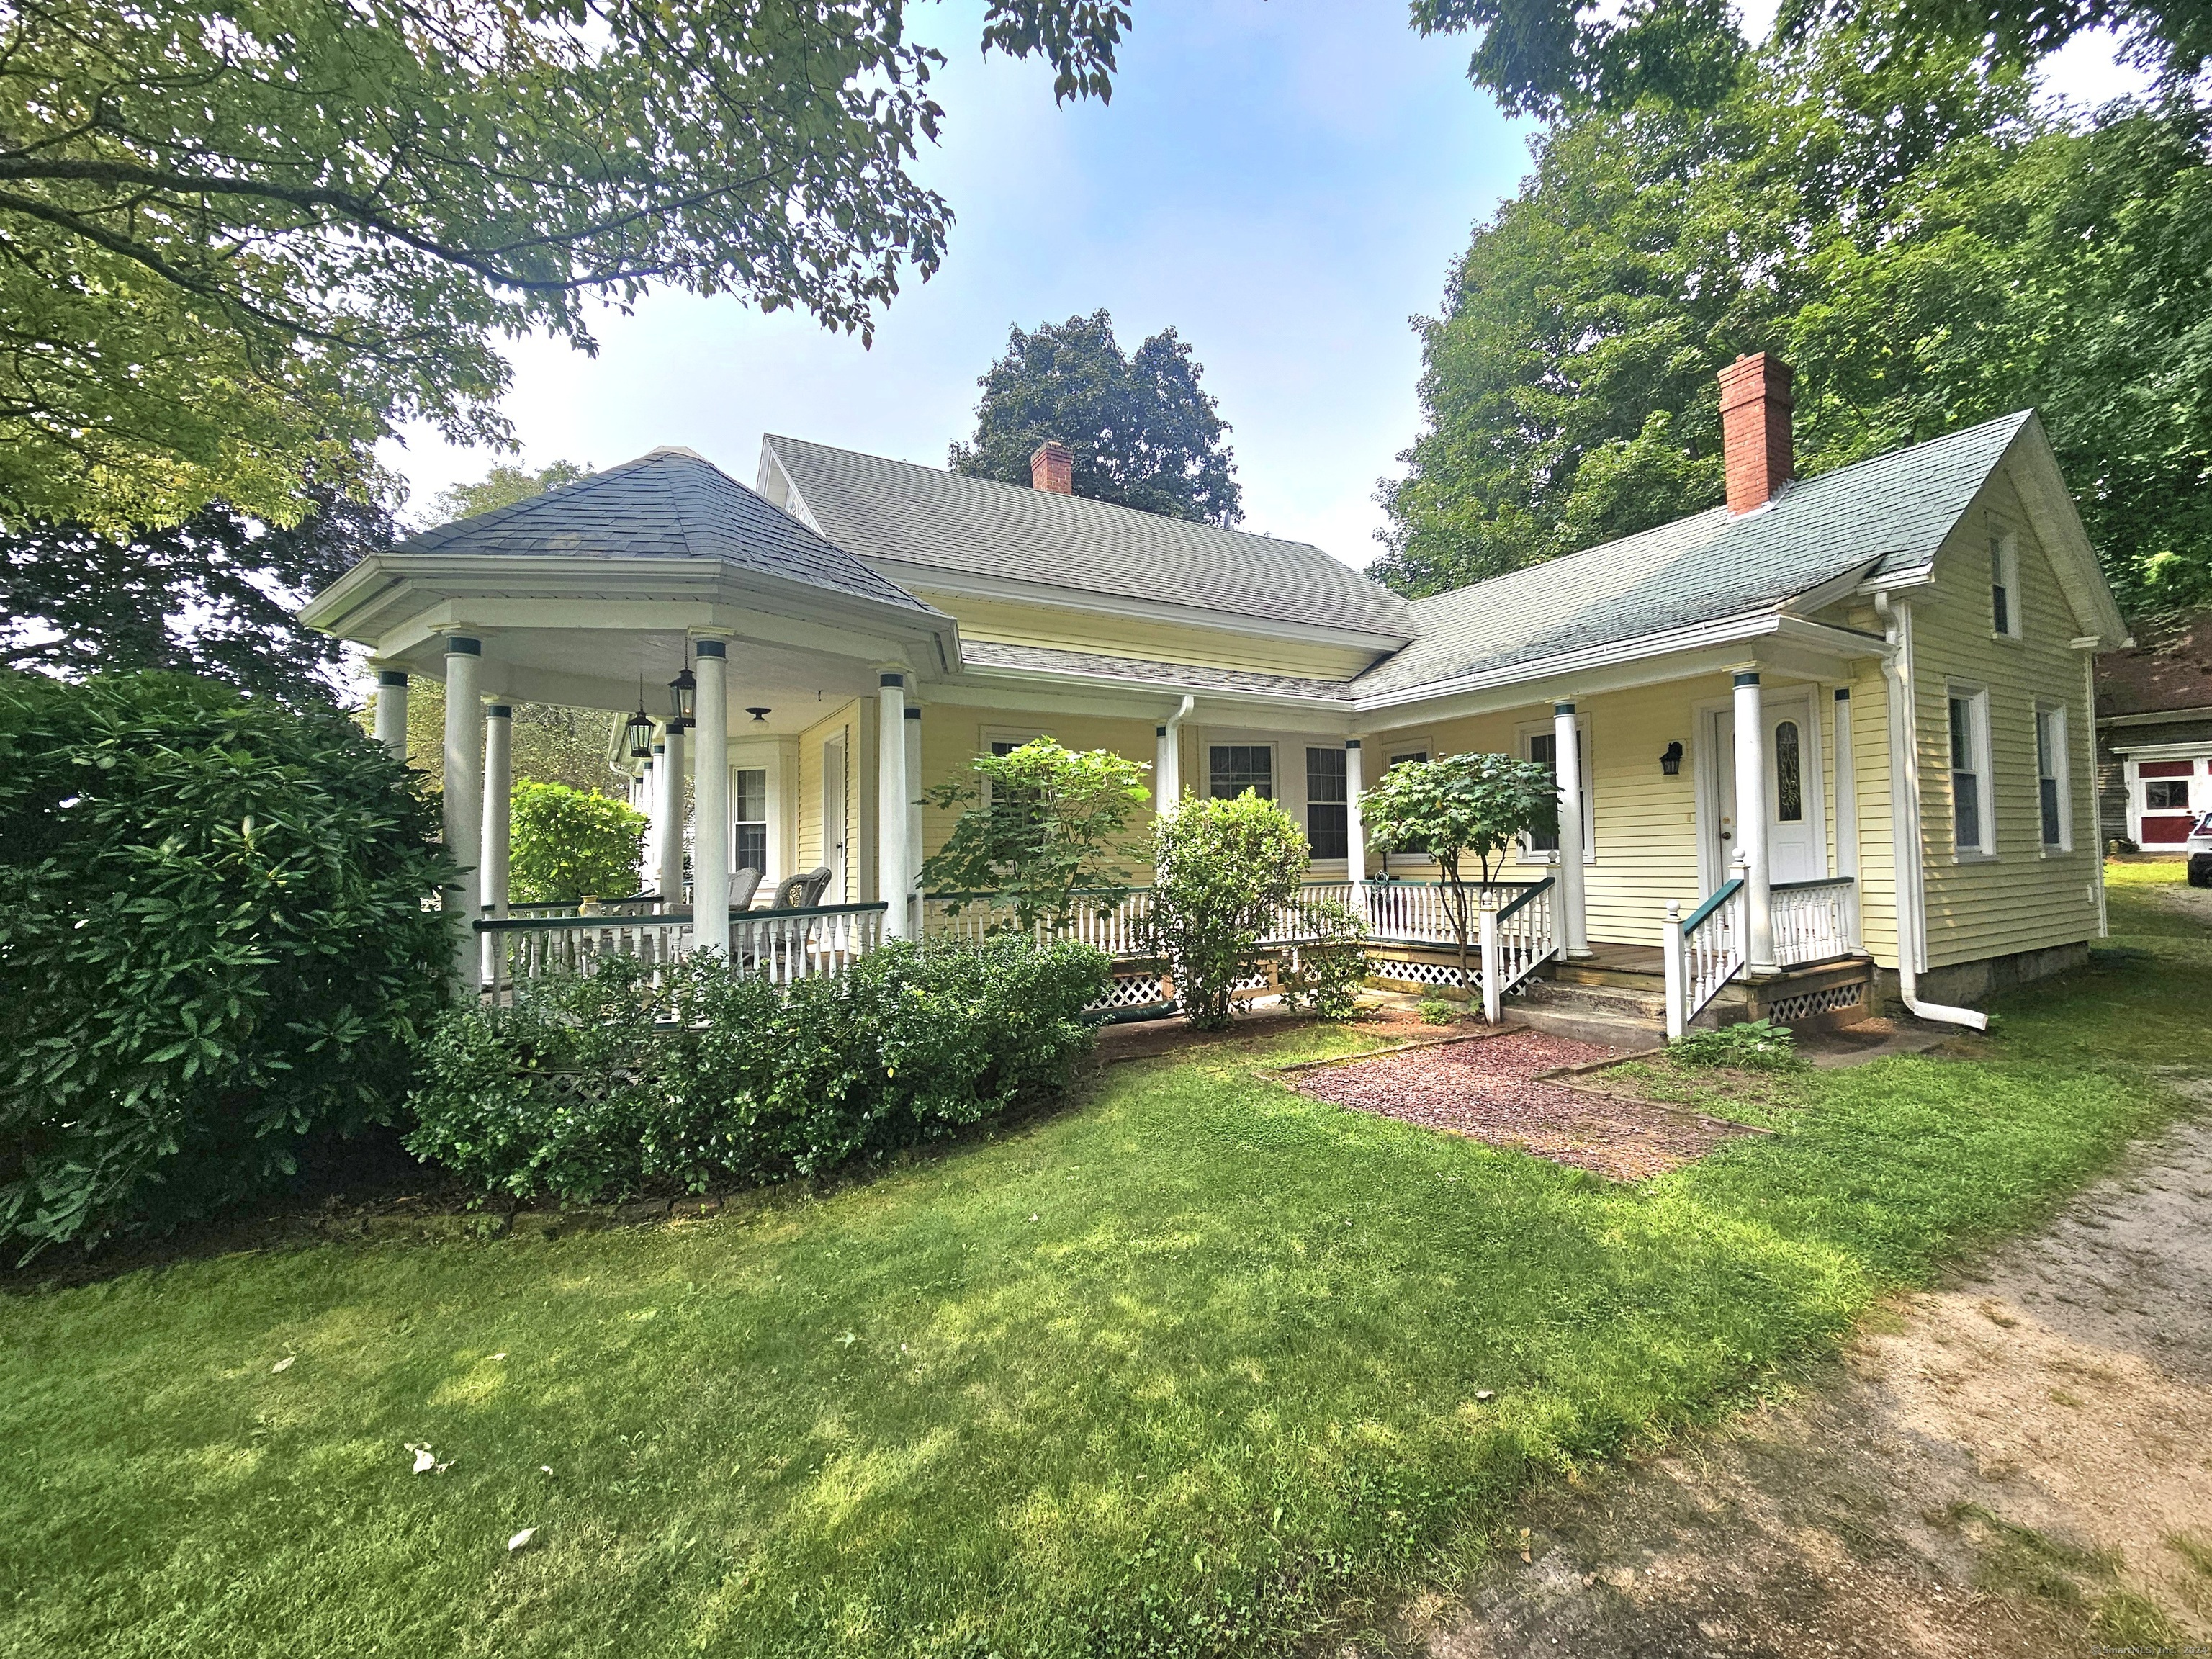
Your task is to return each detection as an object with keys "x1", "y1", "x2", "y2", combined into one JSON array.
[{"x1": 0, "y1": 873, "x2": 2204, "y2": 1657}]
